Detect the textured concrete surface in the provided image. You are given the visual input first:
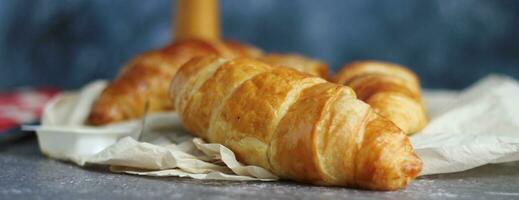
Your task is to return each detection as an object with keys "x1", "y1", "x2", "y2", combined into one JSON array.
[{"x1": 1, "y1": 135, "x2": 519, "y2": 200}]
